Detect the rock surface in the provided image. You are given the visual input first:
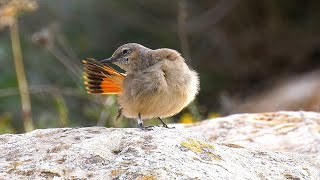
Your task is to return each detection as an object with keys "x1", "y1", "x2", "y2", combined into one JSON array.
[
  {"x1": 185, "y1": 111, "x2": 320, "y2": 155},
  {"x1": 0, "y1": 125, "x2": 319, "y2": 179}
]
